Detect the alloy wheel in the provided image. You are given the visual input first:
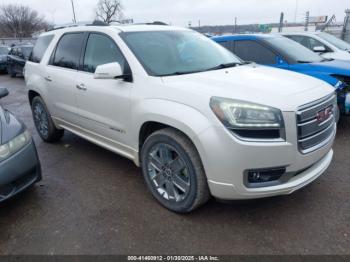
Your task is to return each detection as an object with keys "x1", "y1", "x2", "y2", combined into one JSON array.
[{"x1": 147, "y1": 143, "x2": 191, "y2": 202}]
